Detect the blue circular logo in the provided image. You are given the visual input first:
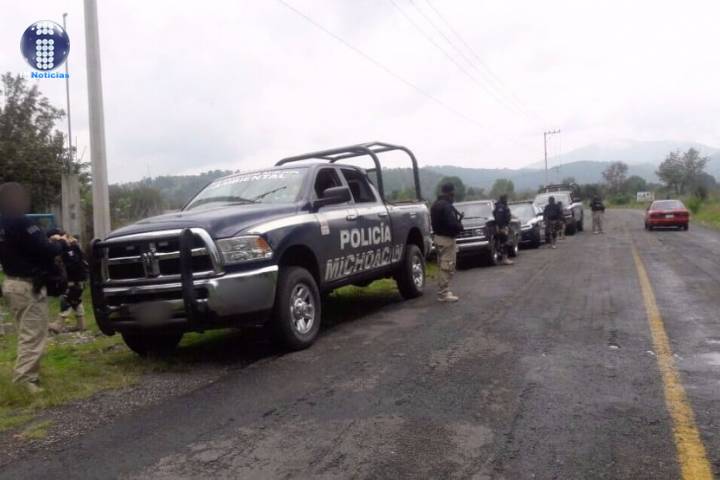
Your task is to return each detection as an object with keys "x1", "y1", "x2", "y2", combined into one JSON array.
[{"x1": 20, "y1": 21, "x2": 70, "y2": 71}]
